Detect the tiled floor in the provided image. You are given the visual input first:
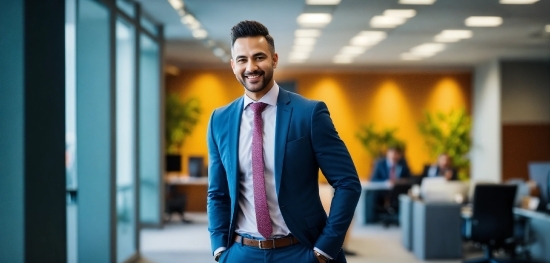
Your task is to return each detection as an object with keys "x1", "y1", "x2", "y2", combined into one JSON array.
[{"x1": 140, "y1": 213, "x2": 469, "y2": 263}]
